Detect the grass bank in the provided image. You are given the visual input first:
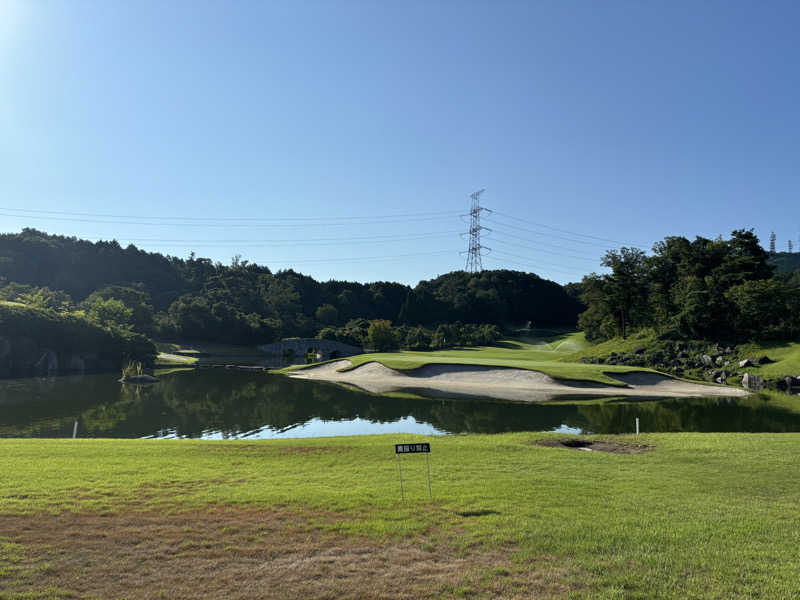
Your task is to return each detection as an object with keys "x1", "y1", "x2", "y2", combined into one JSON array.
[
  {"x1": 736, "y1": 340, "x2": 800, "y2": 377},
  {"x1": 2, "y1": 433, "x2": 799, "y2": 599},
  {"x1": 564, "y1": 331, "x2": 800, "y2": 381}
]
